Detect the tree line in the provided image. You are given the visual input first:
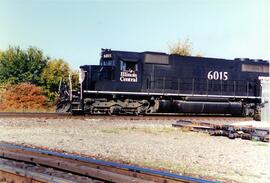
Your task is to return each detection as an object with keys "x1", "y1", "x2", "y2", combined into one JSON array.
[{"x1": 0, "y1": 46, "x2": 78, "y2": 111}]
